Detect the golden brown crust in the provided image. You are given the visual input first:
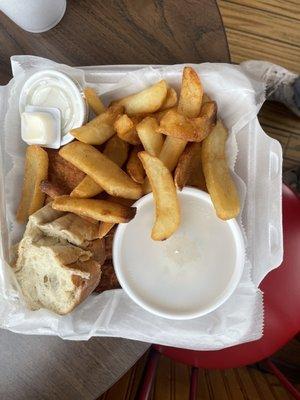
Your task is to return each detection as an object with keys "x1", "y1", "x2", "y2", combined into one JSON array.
[
  {"x1": 40, "y1": 180, "x2": 68, "y2": 198},
  {"x1": 69, "y1": 259, "x2": 102, "y2": 313},
  {"x1": 46, "y1": 148, "x2": 85, "y2": 193},
  {"x1": 114, "y1": 115, "x2": 141, "y2": 145},
  {"x1": 98, "y1": 221, "x2": 115, "y2": 239},
  {"x1": 157, "y1": 105, "x2": 217, "y2": 142}
]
